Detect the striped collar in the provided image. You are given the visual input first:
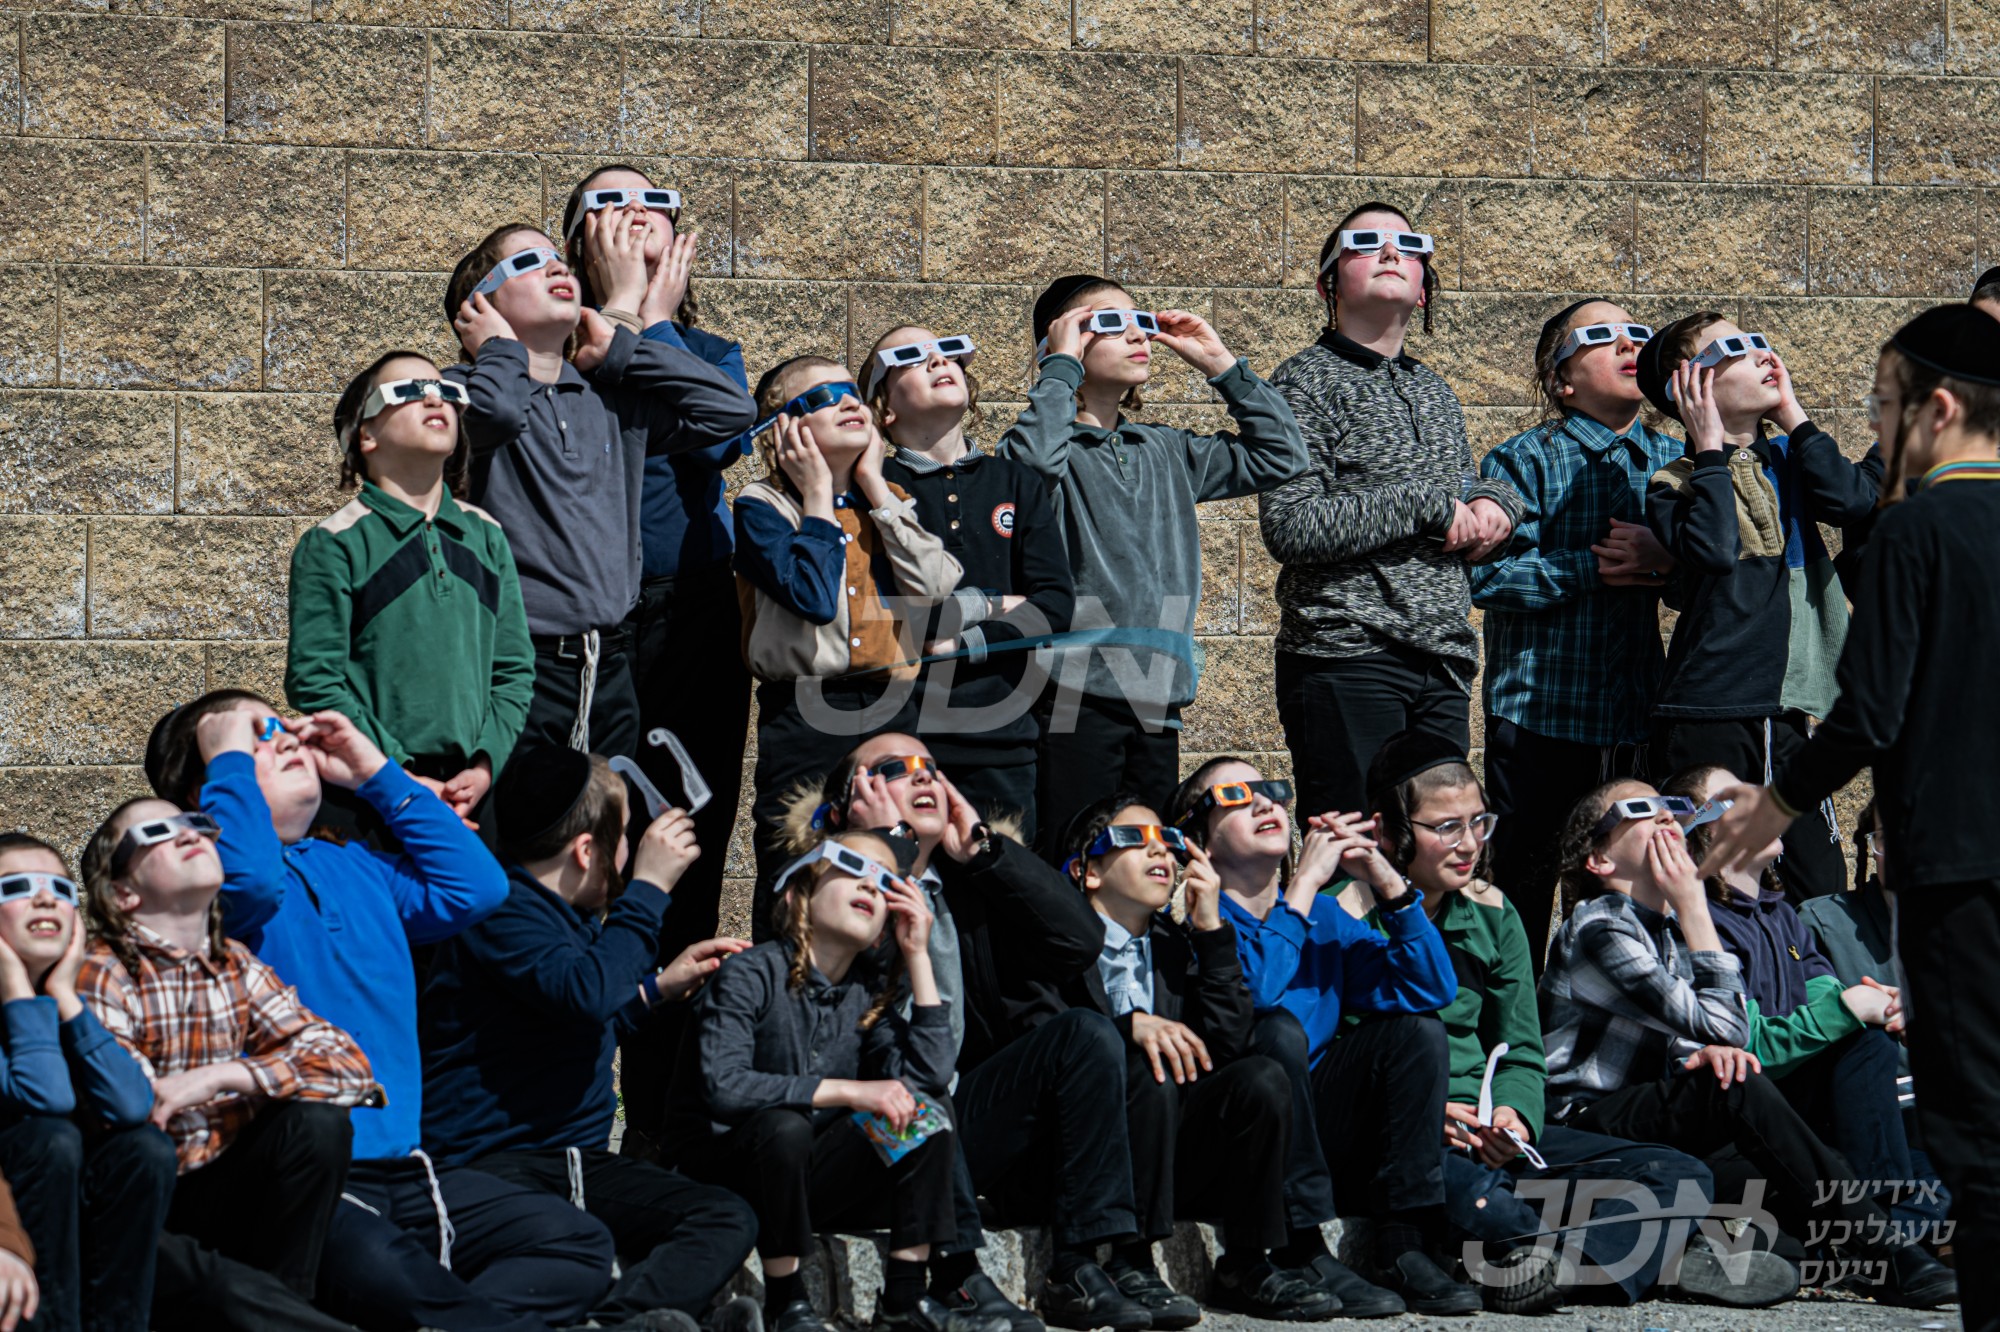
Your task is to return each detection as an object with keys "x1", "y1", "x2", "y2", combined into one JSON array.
[{"x1": 1917, "y1": 459, "x2": 2000, "y2": 489}]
